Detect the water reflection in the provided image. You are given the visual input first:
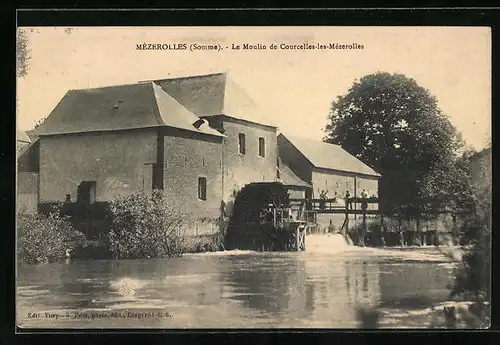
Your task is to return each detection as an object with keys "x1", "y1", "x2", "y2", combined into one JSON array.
[{"x1": 17, "y1": 248, "x2": 455, "y2": 328}]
